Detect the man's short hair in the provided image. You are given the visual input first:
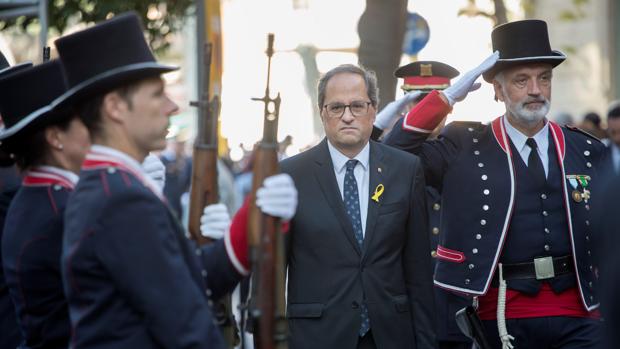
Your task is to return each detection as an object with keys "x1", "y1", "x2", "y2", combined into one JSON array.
[
  {"x1": 75, "y1": 80, "x2": 143, "y2": 138},
  {"x1": 317, "y1": 64, "x2": 379, "y2": 111},
  {"x1": 608, "y1": 102, "x2": 620, "y2": 120}
]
